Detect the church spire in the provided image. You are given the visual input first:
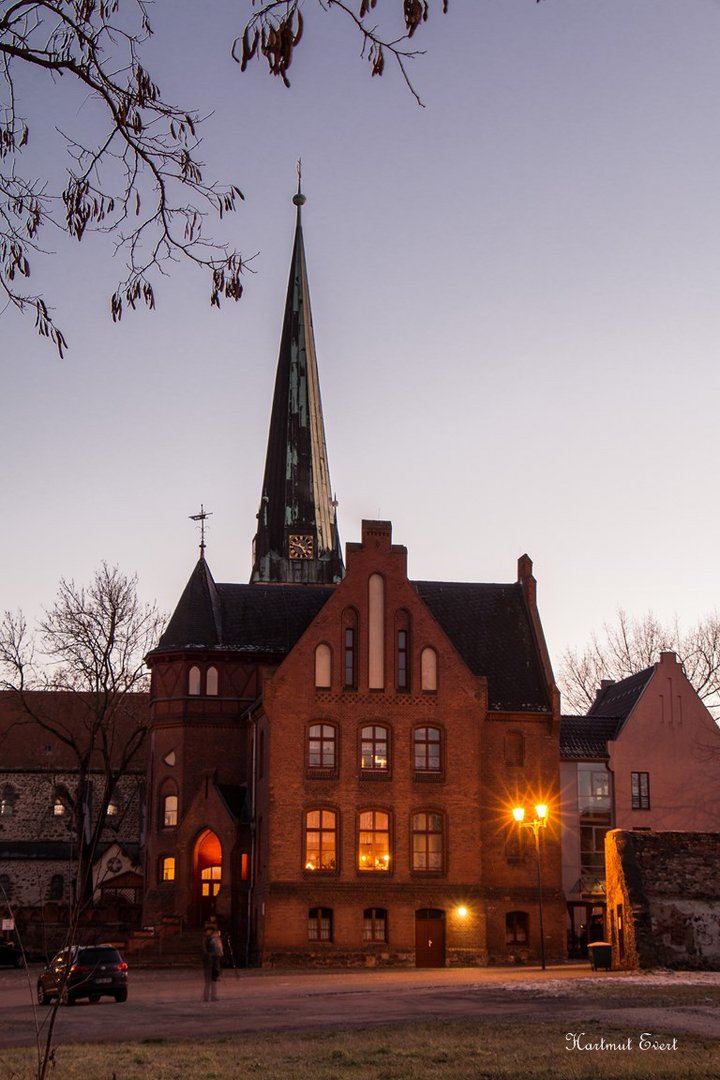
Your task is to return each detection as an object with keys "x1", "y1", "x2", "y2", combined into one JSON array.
[{"x1": 251, "y1": 172, "x2": 344, "y2": 585}]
